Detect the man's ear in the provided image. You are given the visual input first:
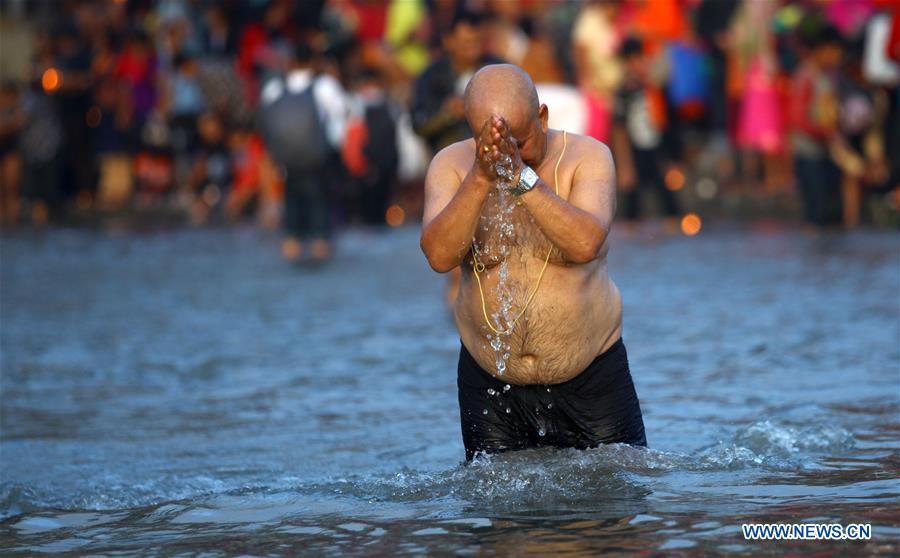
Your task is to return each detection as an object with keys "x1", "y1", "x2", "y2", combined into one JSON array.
[{"x1": 539, "y1": 104, "x2": 549, "y2": 133}]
